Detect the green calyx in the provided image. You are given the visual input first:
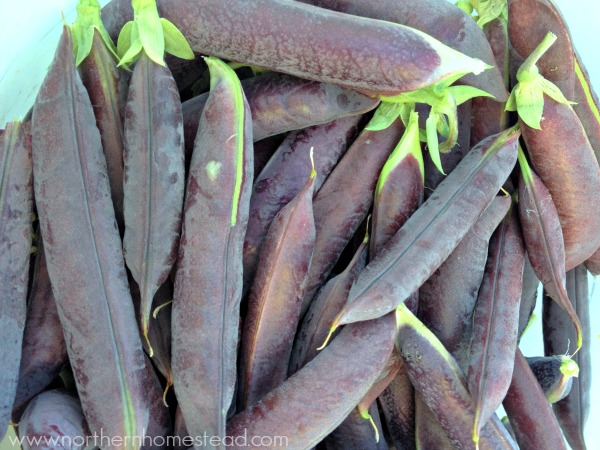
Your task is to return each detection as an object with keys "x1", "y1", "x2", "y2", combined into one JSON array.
[
  {"x1": 455, "y1": 0, "x2": 507, "y2": 28},
  {"x1": 380, "y1": 73, "x2": 494, "y2": 175},
  {"x1": 116, "y1": 0, "x2": 194, "y2": 67},
  {"x1": 506, "y1": 32, "x2": 575, "y2": 129},
  {"x1": 70, "y1": 0, "x2": 119, "y2": 65},
  {"x1": 559, "y1": 356, "x2": 580, "y2": 378},
  {"x1": 375, "y1": 111, "x2": 423, "y2": 197}
]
